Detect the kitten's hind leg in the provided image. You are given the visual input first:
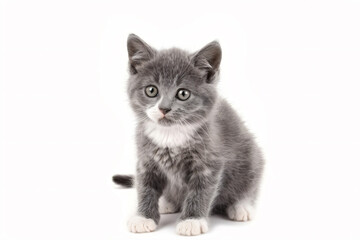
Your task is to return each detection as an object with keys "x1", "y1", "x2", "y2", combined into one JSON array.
[
  {"x1": 226, "y1": 198, "x2": 255, "y2": 222},
  {"x1": 158, "y1": 196, "x2": 178, "y2": 214}
]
